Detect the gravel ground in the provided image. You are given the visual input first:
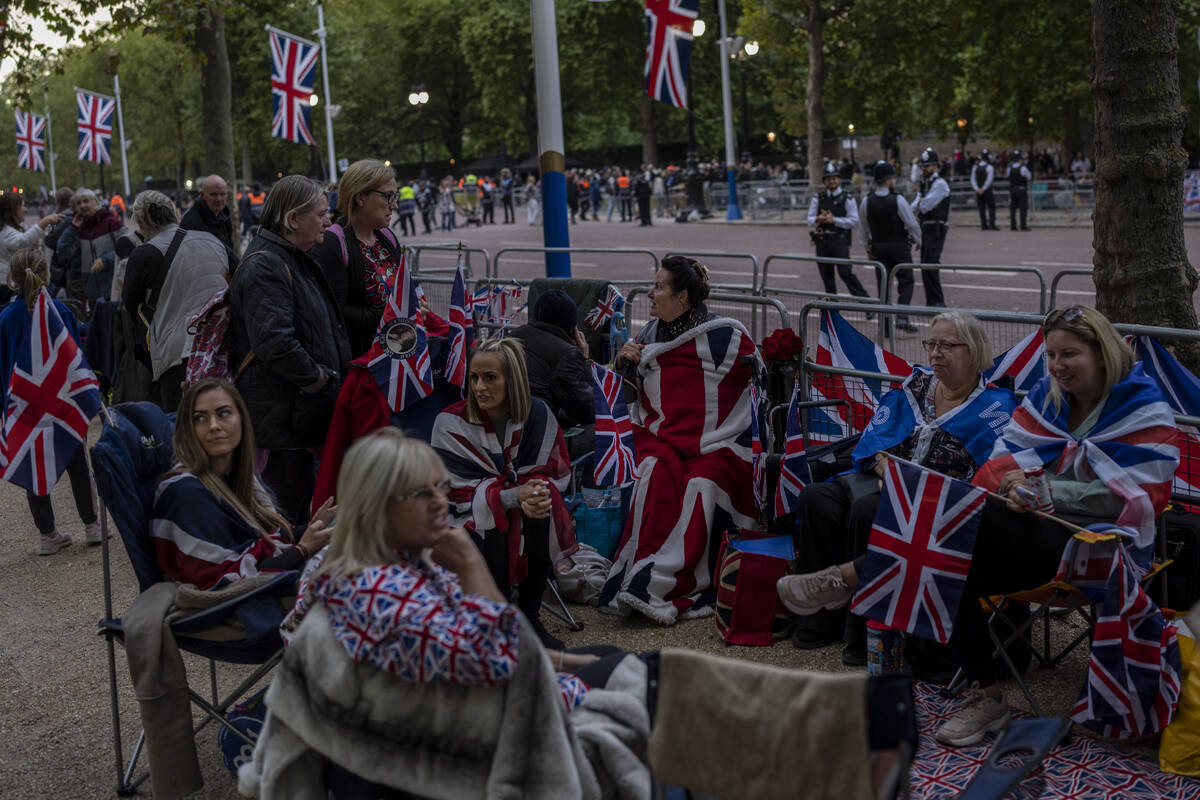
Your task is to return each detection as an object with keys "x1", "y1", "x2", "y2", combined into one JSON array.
[{"x1": 0, "y1": 419, "x2": 1161, "y2": 799}]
